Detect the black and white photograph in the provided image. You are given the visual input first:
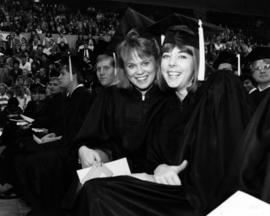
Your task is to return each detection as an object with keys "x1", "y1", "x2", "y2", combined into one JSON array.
[{"x1": 0, "y1": 0, "x2": 269, "y2": 215}]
